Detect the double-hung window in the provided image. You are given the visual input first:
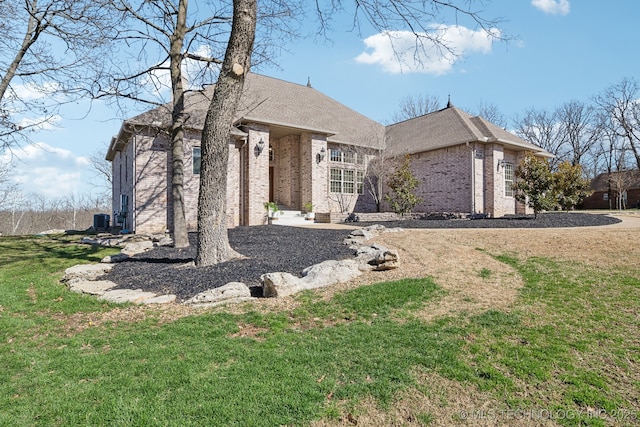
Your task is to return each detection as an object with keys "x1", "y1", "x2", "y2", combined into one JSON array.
[
  {"x1": 329, "y1": 147, "x2": 366, "y2": 195},
  {"x1": 504, "y1": 162, "x2": 514, "y2": 197}
]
